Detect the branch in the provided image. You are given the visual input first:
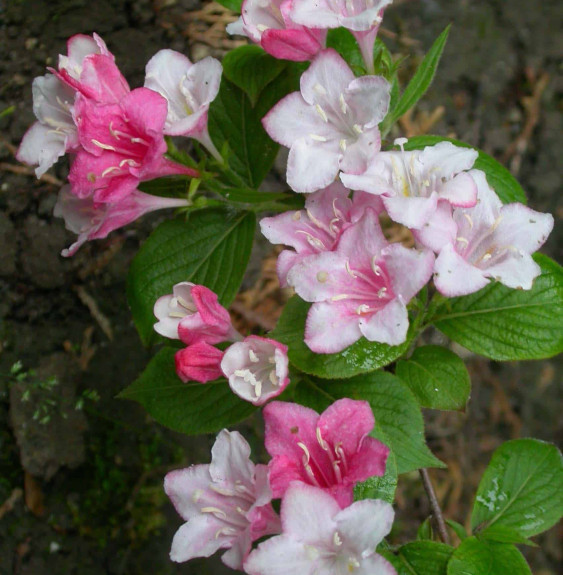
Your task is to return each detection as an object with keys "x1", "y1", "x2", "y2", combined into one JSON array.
[{"x1": 419, "y1": 468, "x2": 451, "y2": 545}]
